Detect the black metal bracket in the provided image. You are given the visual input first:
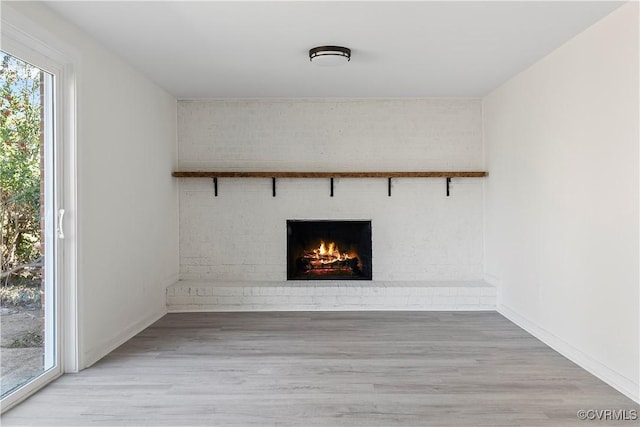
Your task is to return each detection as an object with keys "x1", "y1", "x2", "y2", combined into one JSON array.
[{"x1": 212, "y1": 175, "x2": 456, "y2": 198}]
